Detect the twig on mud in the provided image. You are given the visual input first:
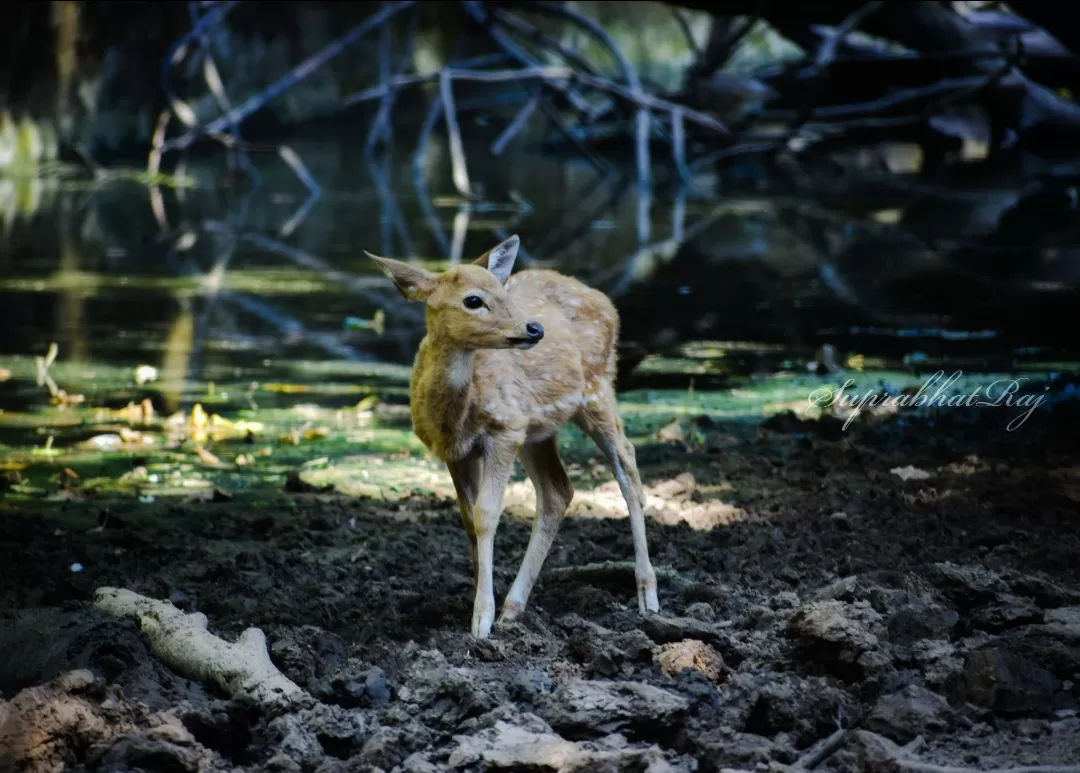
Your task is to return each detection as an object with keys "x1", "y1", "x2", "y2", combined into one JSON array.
[
  {"x1": 855, "y1": 730, "x2": 1080, "y2": 773},
  {"x1": 795, "y1": 728, "x2": 849, "y2": 770},
  {"x1": 94, "y1": 587, "x2": 303, "y2": 708},
  {"x1": 546, "y1": 561, "x2": 689, "y2": 590}
]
